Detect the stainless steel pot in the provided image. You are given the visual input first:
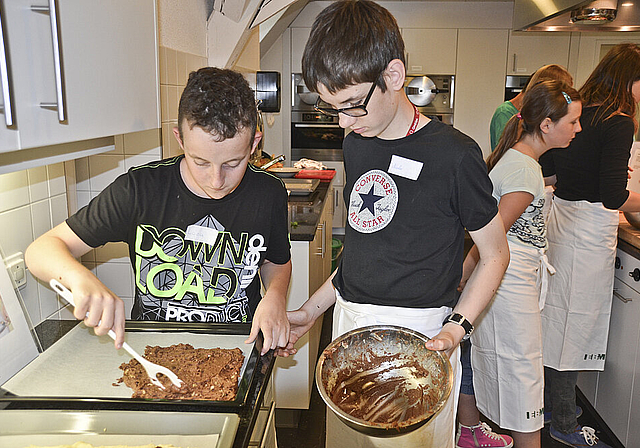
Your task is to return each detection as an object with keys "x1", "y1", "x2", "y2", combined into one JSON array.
[
  {"x1": 624, "y1": 211, "x2": 640, "y2": 229},
  {"x1": 315, "y1": 325, "x2": 453, "y2": 437}
]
